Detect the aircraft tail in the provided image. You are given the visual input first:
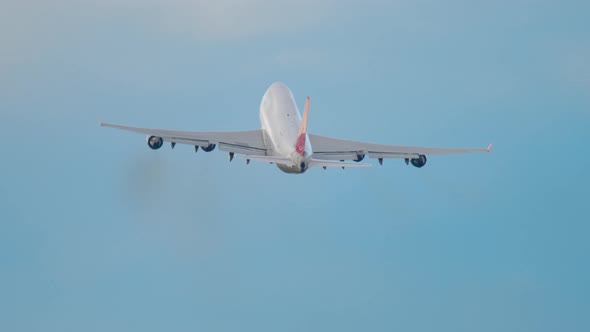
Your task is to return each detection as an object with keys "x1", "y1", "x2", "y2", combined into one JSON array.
[{"x1": 295, "y1": 96, "x2": 310, "y2": 155}]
